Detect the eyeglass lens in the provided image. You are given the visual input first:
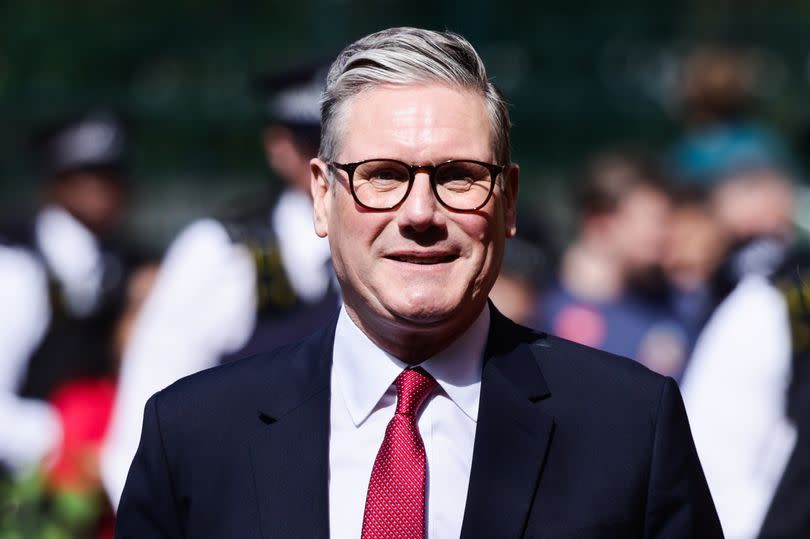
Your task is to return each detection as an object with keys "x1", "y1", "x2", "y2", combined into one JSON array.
[{"x1": 352, "y1": 160, "x2": 493, "y2": 210}]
